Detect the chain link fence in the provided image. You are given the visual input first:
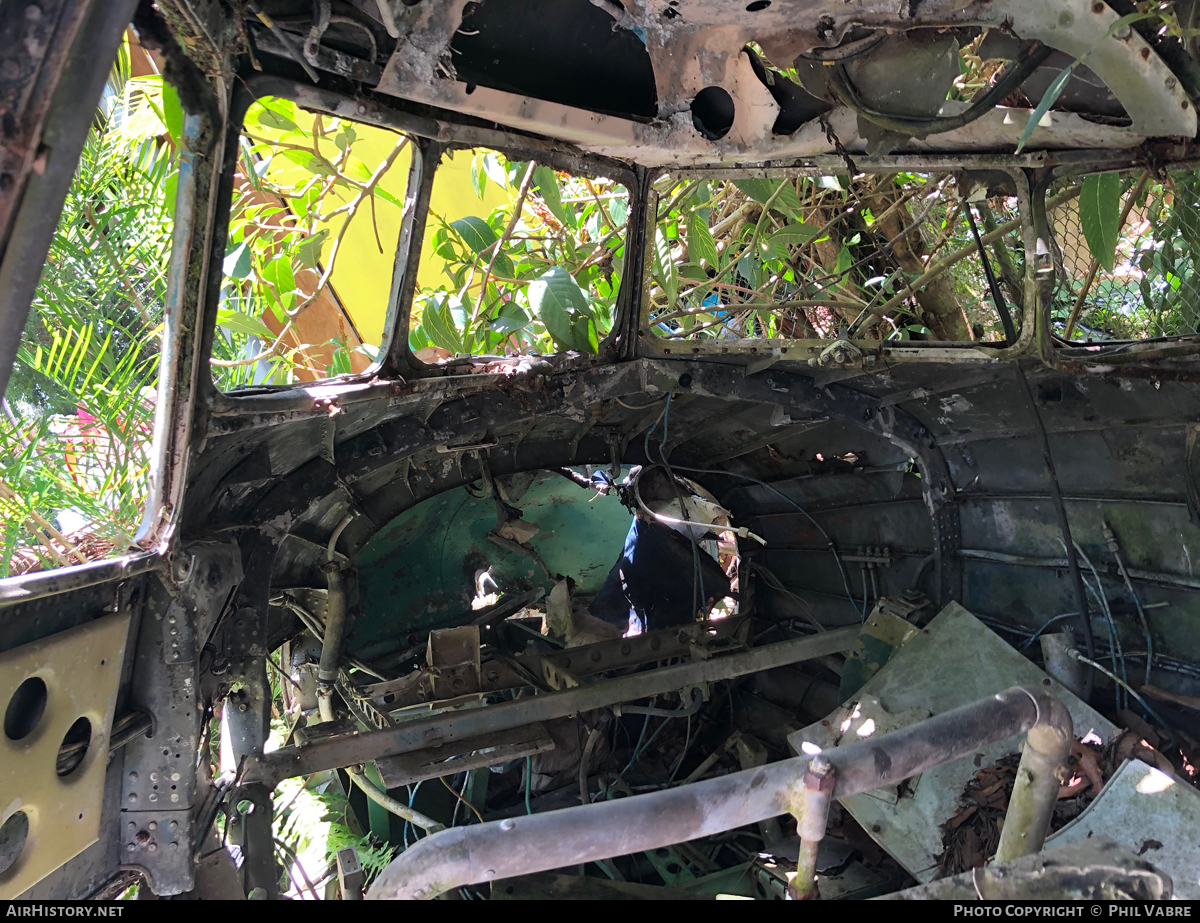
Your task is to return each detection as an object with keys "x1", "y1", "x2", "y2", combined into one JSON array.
[{"x1": 1049, "y1": 169, "x2": 1200, "y2": 342}]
